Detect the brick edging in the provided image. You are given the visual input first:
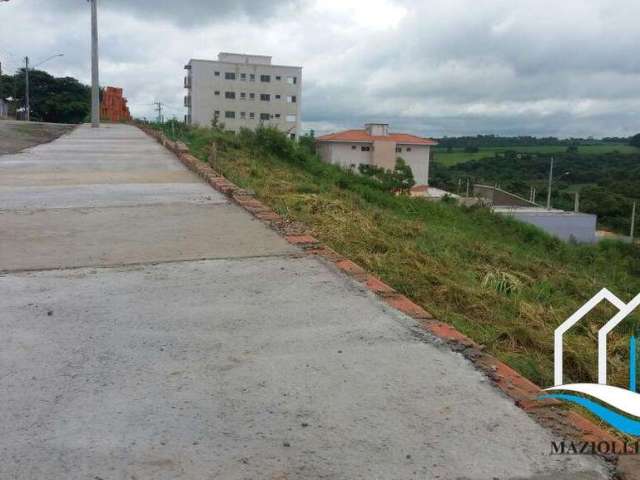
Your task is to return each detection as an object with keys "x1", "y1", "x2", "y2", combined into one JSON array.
[{"x1": 139, "y1": 125, "x2": 636, "y2": 475}]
